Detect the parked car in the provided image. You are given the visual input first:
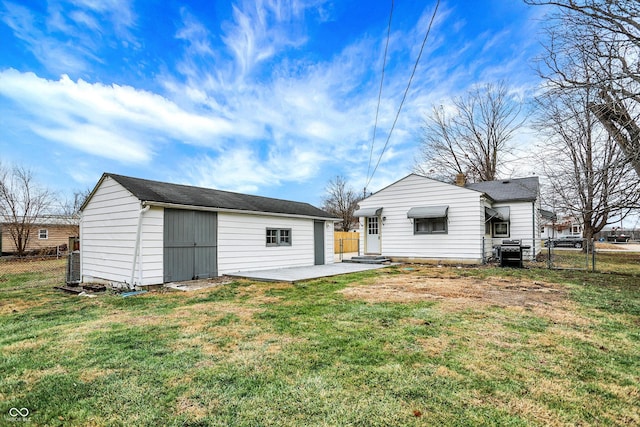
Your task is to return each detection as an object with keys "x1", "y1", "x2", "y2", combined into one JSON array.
[
  {"x1": 544, "y1": 236, "x2": 584, "y2": 248},
  {"x1": 606, "y1": 234, "x2": 630, "y2": 243}
]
